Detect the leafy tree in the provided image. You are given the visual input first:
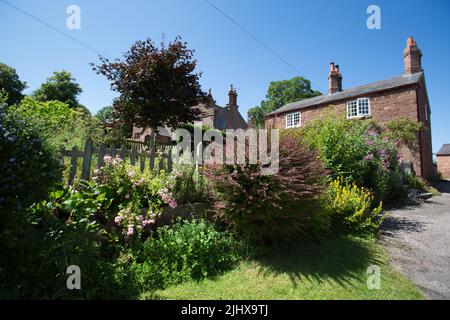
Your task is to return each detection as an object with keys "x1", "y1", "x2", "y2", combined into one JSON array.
[
  {"x1": 9, "y1": 97, "x2": 96, "y2": 149},
  {"x1": 95, "y1": 106, "x2": 113, "y2": 123},
  {"x1": 32, "y1": 71, "x2": 82, "y2": 108},
  {"x1": 0, "y1": 62, "x2": 27, "y2": 106},
  {"x1": 92, "y1": 36, "x2": 206, "y2": 130},
  {"x1": 248, "y1": 76, "x2": 321, "y2": 128}
]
